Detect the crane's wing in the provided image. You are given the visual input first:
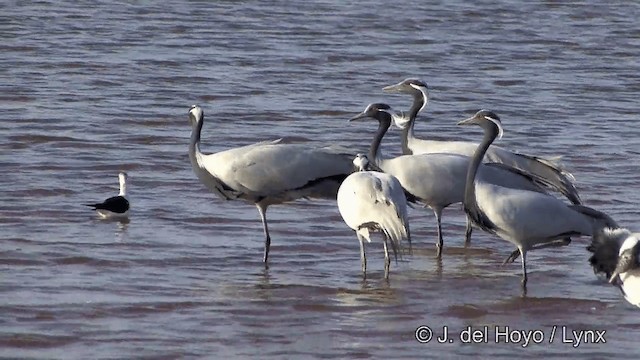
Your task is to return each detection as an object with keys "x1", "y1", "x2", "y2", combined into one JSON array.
[
  {"x1": 488, "y1": 147, "x2": 580, "y2": 205},
  {"x1": 407, "y1": 138, "x2": 580, "y2": 205},
  {"x1": 201, "y1": 143, "x2": 353, "y2": 198},
  {"x1": 476, "y1": 183, "x2": 592, "y2": 242},
  {"x1": 379, "y1": 153, "x2": 468, "y2": 207}
]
